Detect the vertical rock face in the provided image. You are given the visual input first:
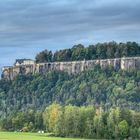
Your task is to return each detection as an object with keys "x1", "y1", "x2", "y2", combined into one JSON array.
[
  {"x1": 1, "y1": 57, "x2": 140, "y2": 80},
  {"x1": 121, "y1": 57, "x2": 140, "y2": 70}
]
